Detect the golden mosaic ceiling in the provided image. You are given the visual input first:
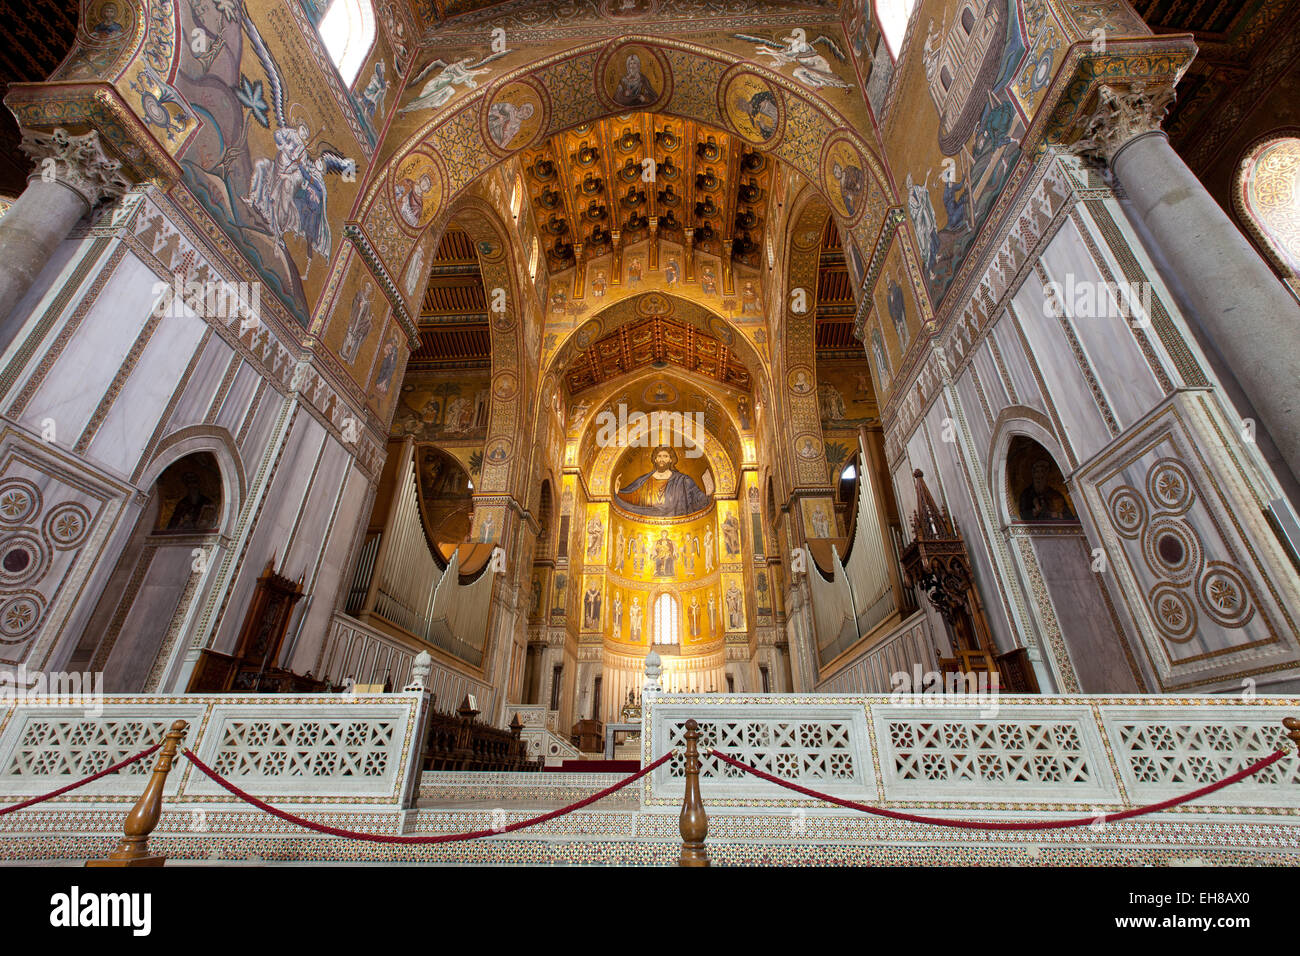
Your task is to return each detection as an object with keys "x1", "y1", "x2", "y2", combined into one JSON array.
[{"x1": 521, "y1": 113, "x2": 776, "y2": 275}]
